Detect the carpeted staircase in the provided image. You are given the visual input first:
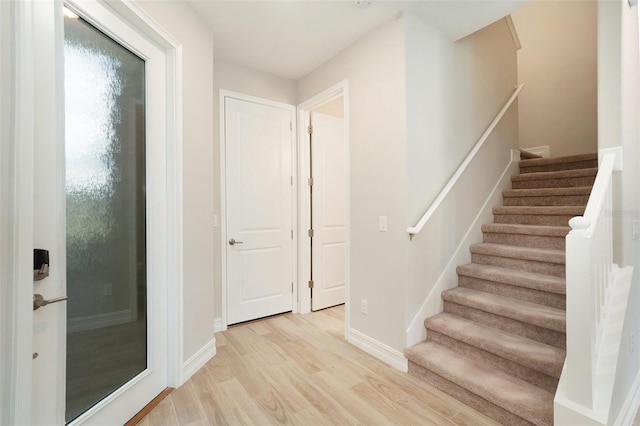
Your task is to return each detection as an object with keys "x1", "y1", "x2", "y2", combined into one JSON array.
[{"x1": 405, "y1": 152, "x2": 598, "y2": 426}]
